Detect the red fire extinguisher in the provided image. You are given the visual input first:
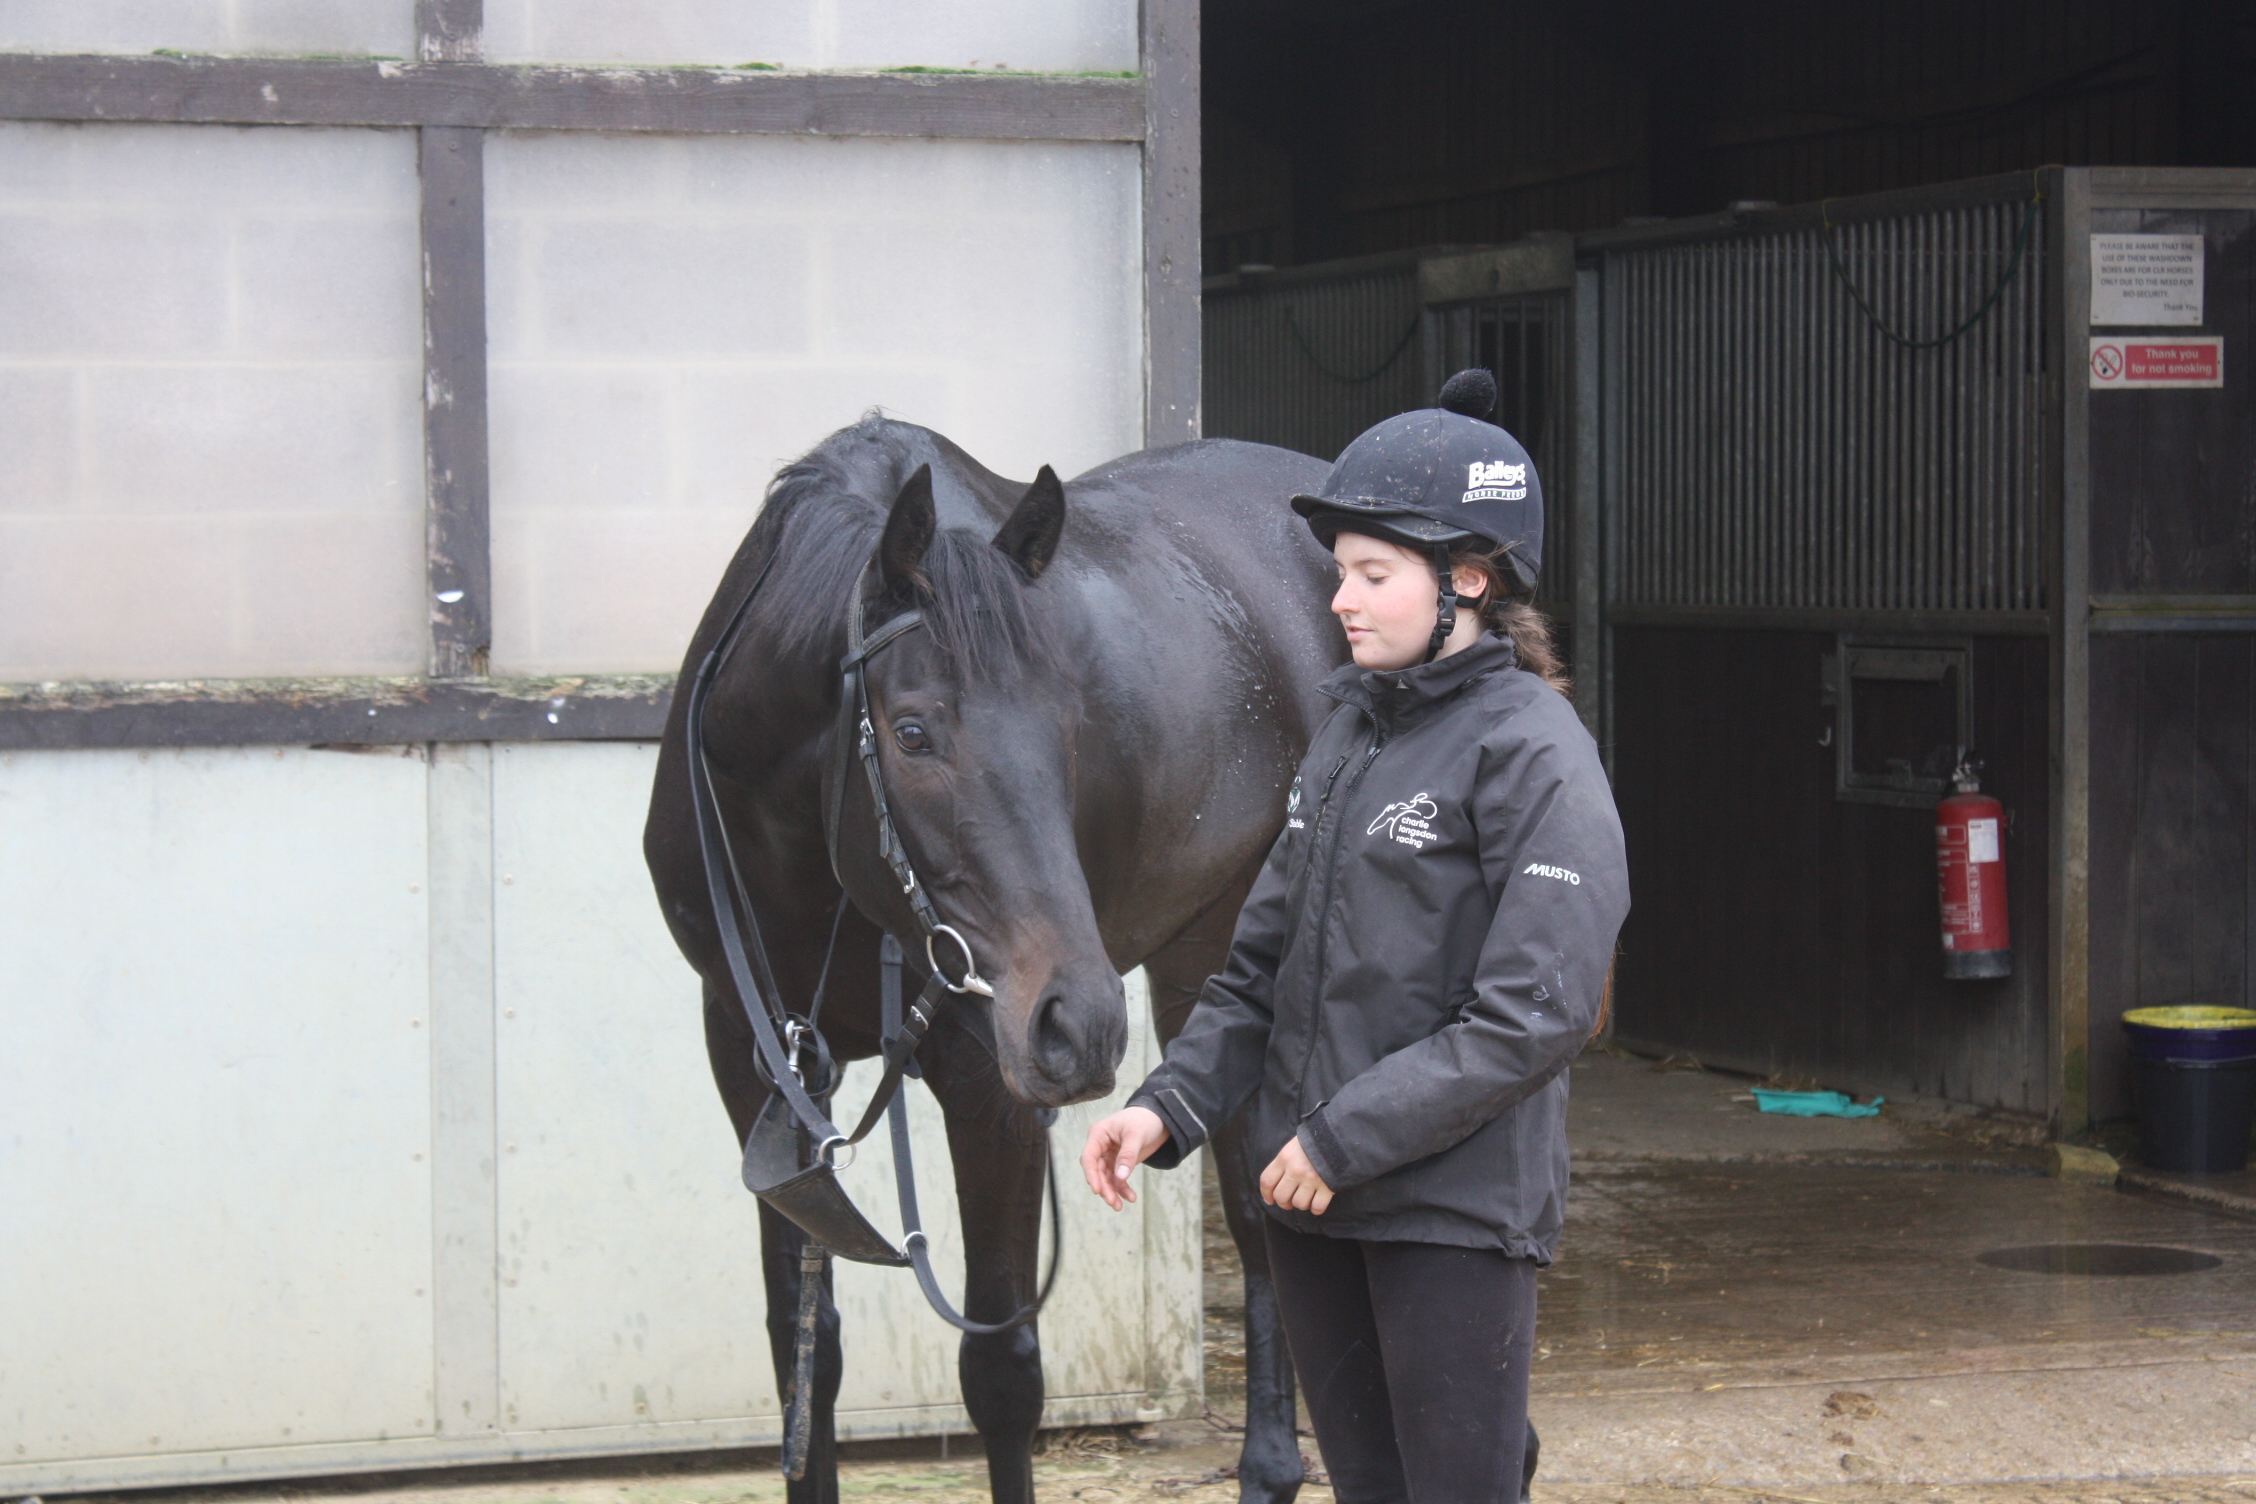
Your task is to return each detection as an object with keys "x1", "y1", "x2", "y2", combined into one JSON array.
[{"x1": 1935, "y1": 754, "x2": 2012, "y2": 980}]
